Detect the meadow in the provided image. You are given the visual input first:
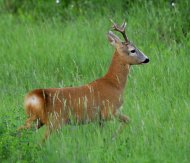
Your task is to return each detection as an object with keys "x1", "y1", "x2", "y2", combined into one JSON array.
[{"x1": 0, "y1": 1, "x2": 190, "y2": 162}]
